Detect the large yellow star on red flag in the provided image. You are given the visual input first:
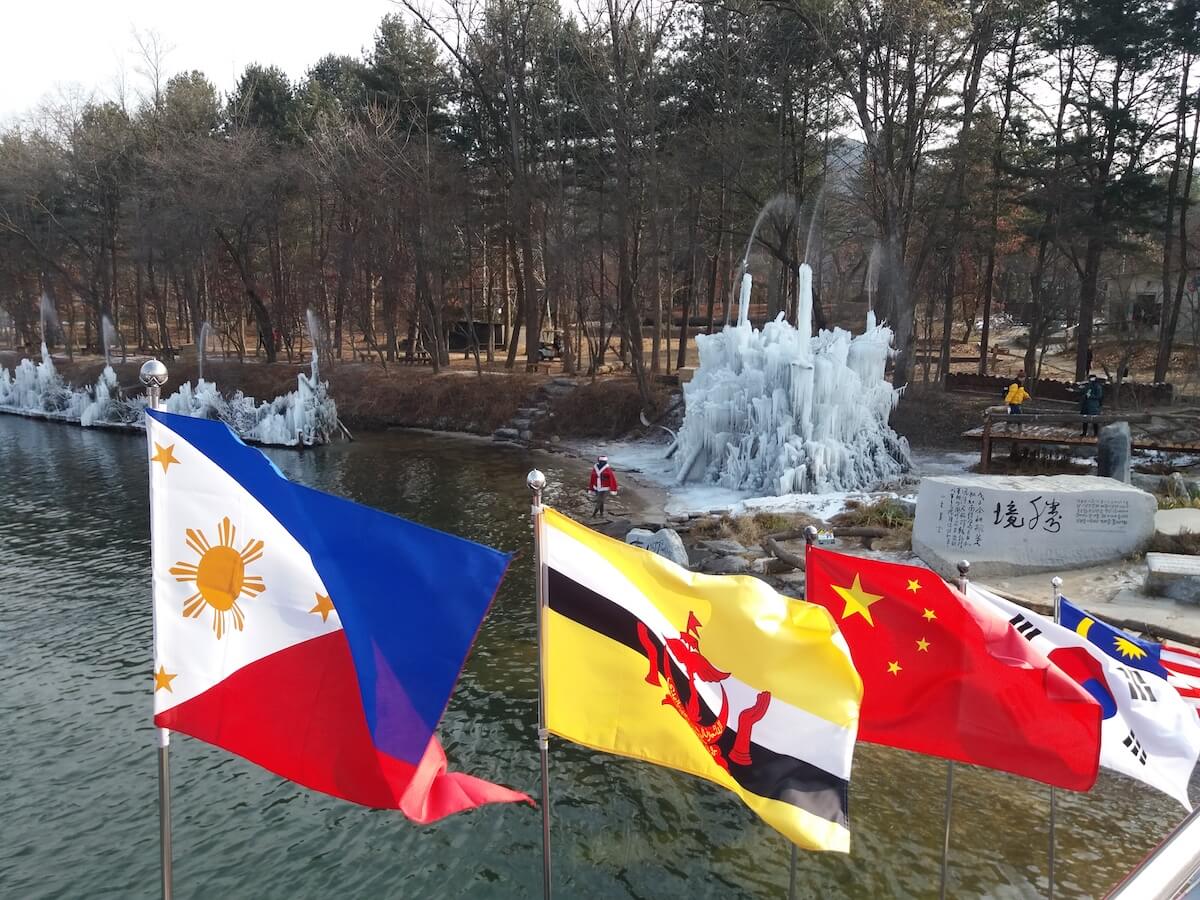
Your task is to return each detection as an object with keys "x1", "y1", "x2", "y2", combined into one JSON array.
[
  {"x1": 831, "y1": 574, "x2": 885, "y2": 626},
  {"x1": 151, "y1": 442, "x2": 180, "y2": 473}
]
